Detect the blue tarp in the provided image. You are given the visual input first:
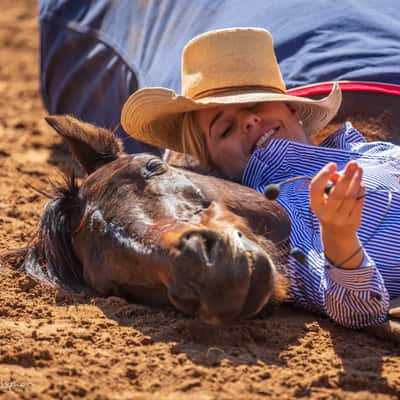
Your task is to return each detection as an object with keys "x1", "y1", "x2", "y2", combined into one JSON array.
[
  {"x1": 39, "y1": 0, "x2": 400, "y2": 152},
  {"x1": 40, "y1": 0, "x2": 400, "y2": 89}
]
